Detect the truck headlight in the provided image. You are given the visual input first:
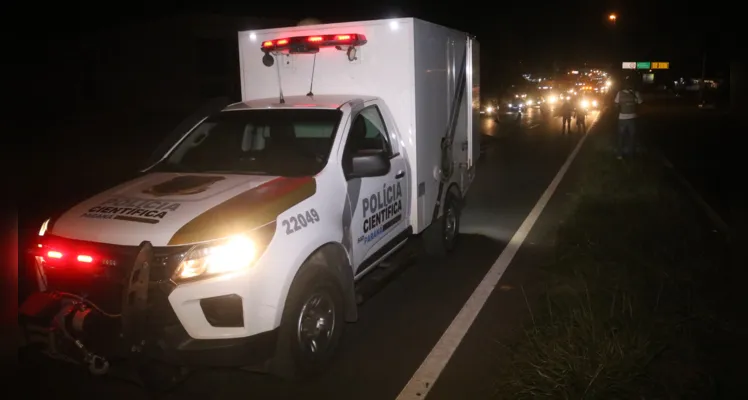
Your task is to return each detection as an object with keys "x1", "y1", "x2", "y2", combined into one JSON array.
[{"x1": 174, "y1": 234, "x2": 260, "y2": 281}]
